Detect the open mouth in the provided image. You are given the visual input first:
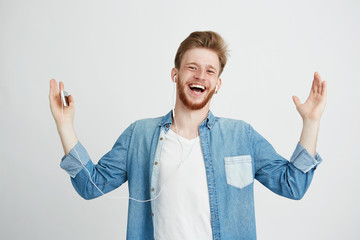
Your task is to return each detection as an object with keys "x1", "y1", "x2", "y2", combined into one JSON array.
[{"x1": 189, "y1": 84, "x2": 206, "y2": 93}]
